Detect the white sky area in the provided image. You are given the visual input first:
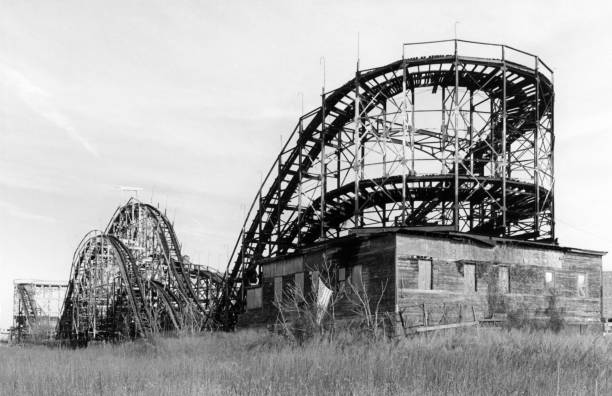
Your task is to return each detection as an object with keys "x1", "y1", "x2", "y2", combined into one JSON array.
[{"x1": 0, "y1": 0, "x2": 611, "y2": 328}]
